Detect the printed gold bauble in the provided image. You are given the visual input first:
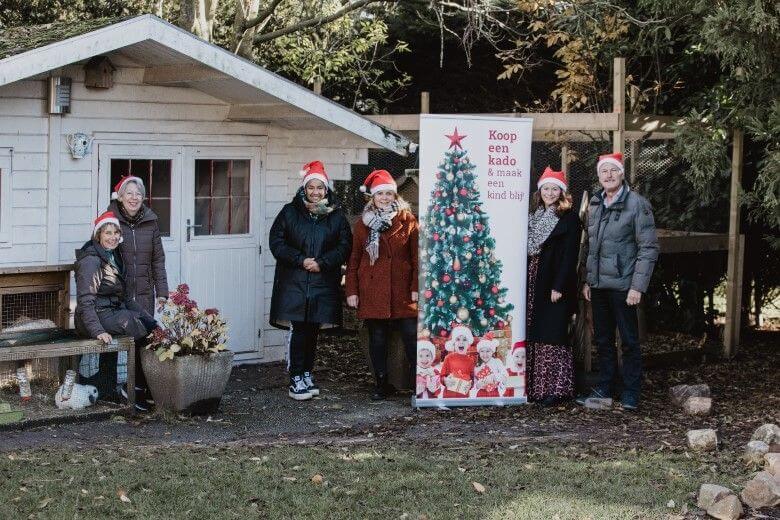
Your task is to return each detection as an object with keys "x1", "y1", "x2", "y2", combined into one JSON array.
[
  {"x1": 480, "y1": 318, "x2": 488, "y2": 327},
  {"x1": 456, "y1": 213, "x2": 466, "y2": 222},
  {"x1": 449, "y1": 295, "x2": 458, "y2": 304},
  {"x1": 431, "y1": 280, "x2": 439, "y2": 288},
  {"x1": 478, "y1": 274, "x2": 487, "y2": 283},
  {"x1": 457, "y1": 307, "x2": 469, "y2": 321},
  {"x1": 446, "y1": 173, "x2": 454, "y2": 181},
  {"x1": 421, "y1": 328, "x2": 431, "y2": 338},
  {"x1": 464, "y1": 252, "x2": 473, "y2": 260}
]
